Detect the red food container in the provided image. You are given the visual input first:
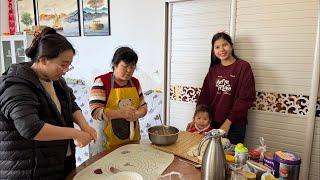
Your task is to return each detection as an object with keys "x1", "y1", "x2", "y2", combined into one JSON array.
[{"x1": 249, "y1": 149, "x2": 261, "y2": 162}]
